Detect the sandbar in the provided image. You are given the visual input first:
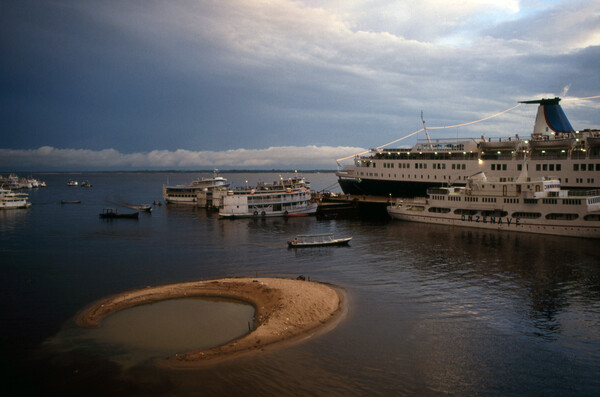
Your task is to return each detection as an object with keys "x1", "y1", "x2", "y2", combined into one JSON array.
[{"x1": 76, "y1": 277, "x2": 345, "y2": 368}]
